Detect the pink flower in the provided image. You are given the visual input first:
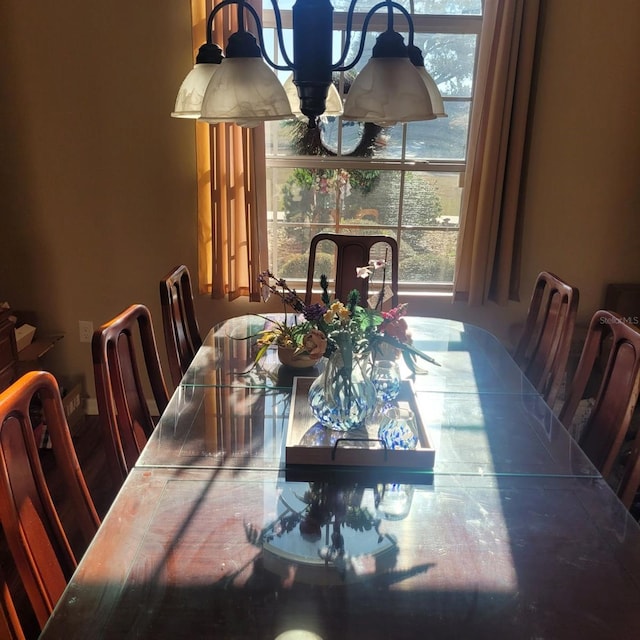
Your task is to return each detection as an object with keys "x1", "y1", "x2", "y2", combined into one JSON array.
[
  {"x1": 383, "y1": 317, "x2": 411, "y2": 344},
  {"x1": 369, "y1": 258, "x2": 387, "y2": 270},
  {"x1": 303, "y1": 329, "x2": 328, "y2": 360},
  {"x1": 381, "y1": 305, "x2": 411, "y2": 343}
]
